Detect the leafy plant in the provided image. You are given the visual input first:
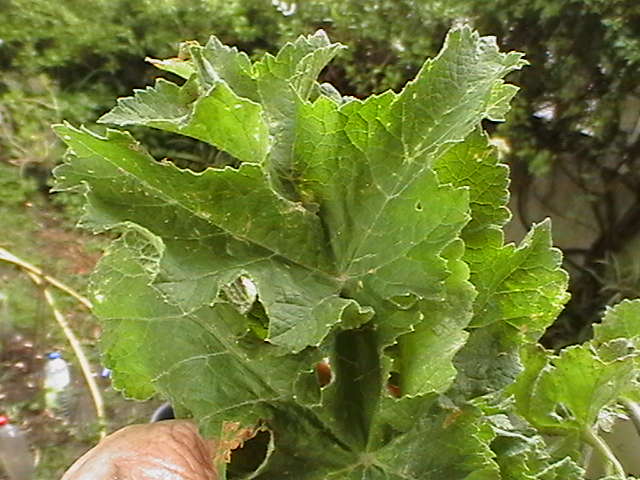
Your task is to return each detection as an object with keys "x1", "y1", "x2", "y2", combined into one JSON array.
[
  {"x1": 54, "y1": 28, "x2": 640, "y2": 479},
  {"x1": 7, "y1": 1, "x2": 640, "y2": 347}
]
